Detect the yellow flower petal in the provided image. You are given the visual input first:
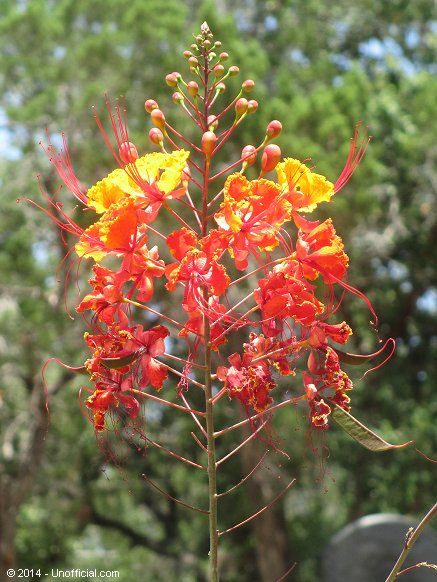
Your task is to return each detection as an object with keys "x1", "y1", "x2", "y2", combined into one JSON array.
[
  {"x1": 86, "y1": 169, "x2": 131, "y2": 214},
  {"x1": 86, "y1": 150, "x2": 189, "y2": 213},
  {"x1": 276, "y1": 158, "x2": 334, "y2": 213}
]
